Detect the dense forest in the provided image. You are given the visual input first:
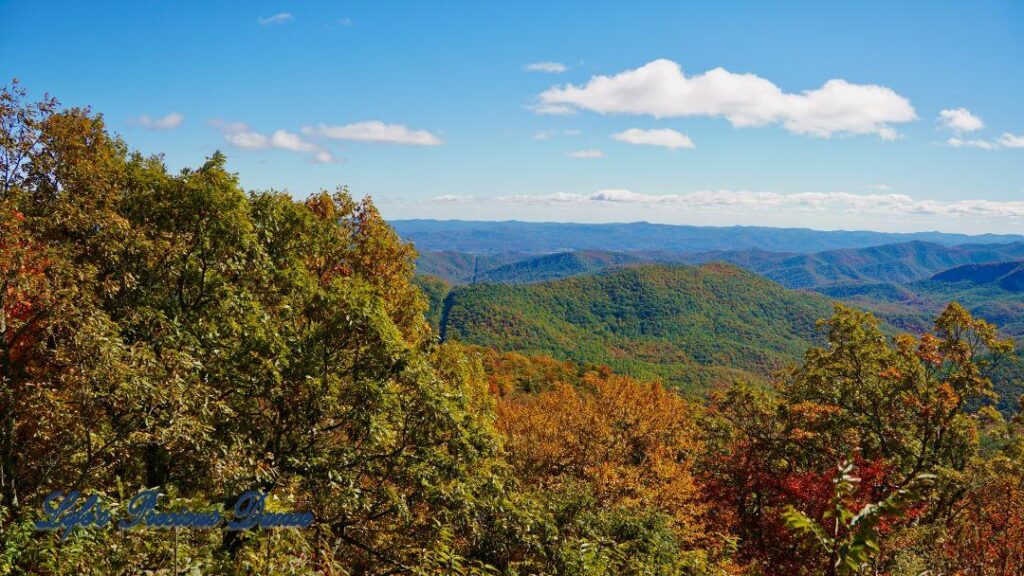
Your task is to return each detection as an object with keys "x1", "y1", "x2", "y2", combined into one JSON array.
[
  {"x1": 439, "y1": 265, "x2": 835, "y2": 393},
  {"x1": 2, "y1": 82, "x2": 1024, "y2": 575}
]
